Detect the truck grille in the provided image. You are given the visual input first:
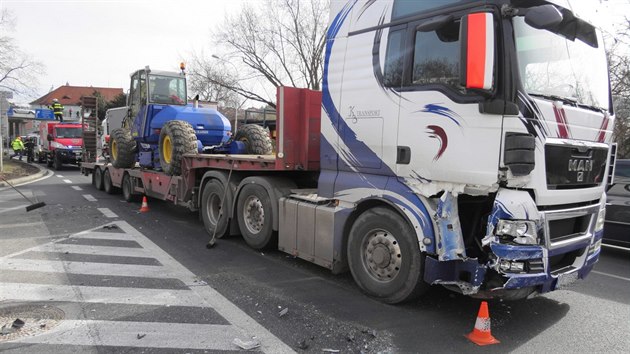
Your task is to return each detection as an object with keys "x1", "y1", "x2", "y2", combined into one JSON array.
[
  {"x1": 545, "y1": 145, "x2": 608, "y2": 189},
  {"x1": 548, "y1": 215, "x2": 590, "y2": 242}
]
